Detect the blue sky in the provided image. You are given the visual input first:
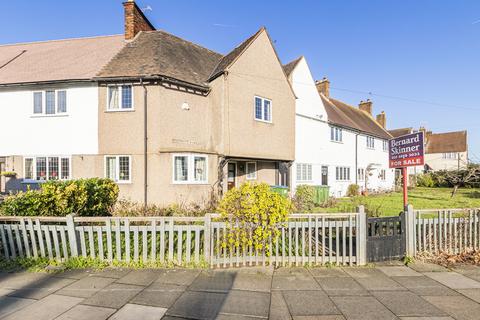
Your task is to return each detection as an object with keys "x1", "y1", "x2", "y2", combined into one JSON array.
[{"x1": 2, "y1": 0, "x2": 479, "y2": 161}]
